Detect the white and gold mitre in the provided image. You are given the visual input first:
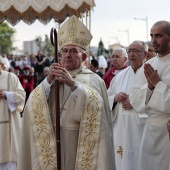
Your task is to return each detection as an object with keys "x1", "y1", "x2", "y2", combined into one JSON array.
[{"x1": 58, "y1": 15, "x2": 93, "y2": 50}]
